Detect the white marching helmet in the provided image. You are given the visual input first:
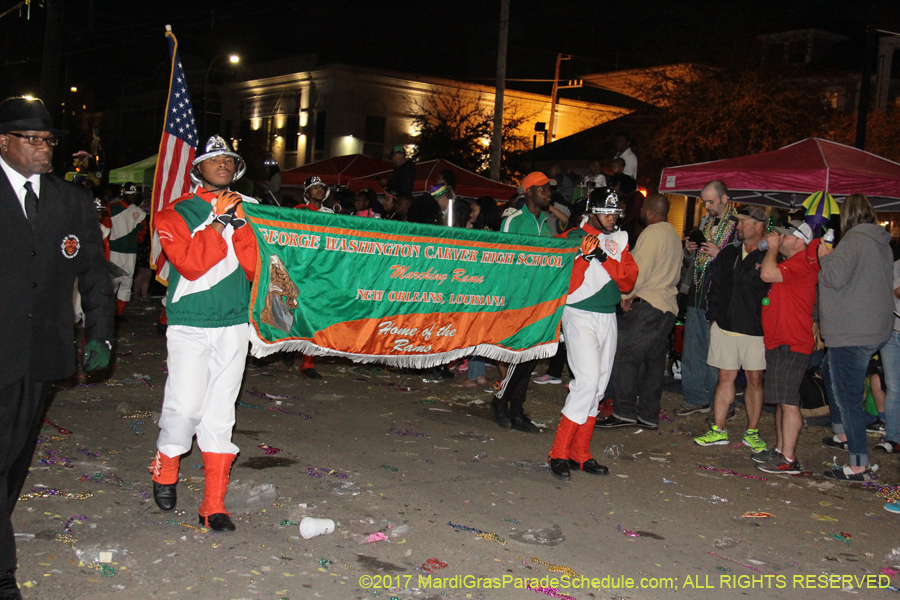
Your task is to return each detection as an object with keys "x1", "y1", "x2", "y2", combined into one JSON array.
[
  {"x1": 190, "y1": 135, "x2": 246, "y2": 186},
  {"x1": 304, "y1": 175, "x2": 331, "y2": 201}
]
